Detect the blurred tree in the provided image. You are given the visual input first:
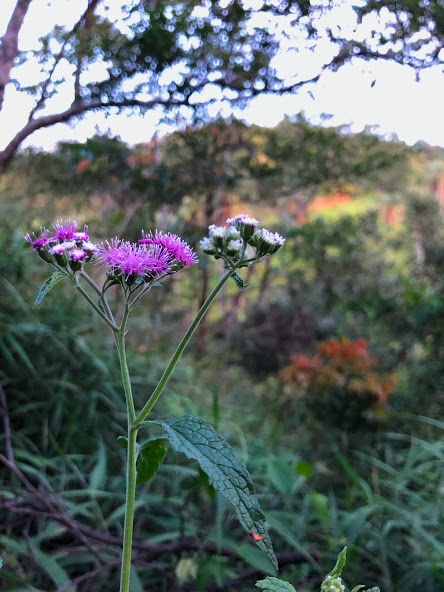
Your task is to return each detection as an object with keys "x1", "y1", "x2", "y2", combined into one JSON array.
[{"x1": 1, "y1": 0, "x2": 442, "y2": 172}]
